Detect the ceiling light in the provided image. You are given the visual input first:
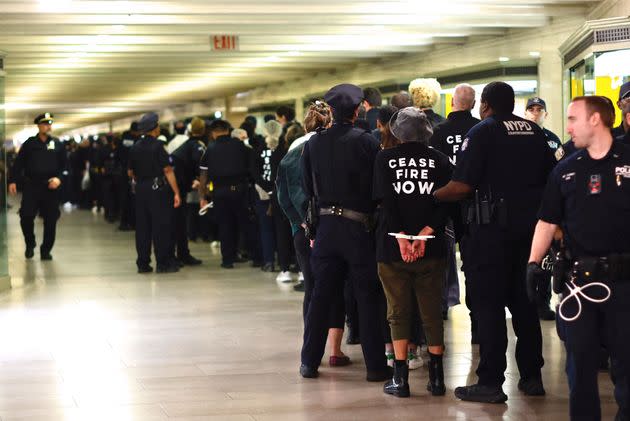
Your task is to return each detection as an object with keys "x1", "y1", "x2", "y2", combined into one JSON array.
[
  {"x1": 287, "y1": 51, "x2": 301, "y2": 57},
  {"x1": 214, "y1": 111, "x2": 223, "y2": 119},
  {"x1": 499, "y1": 57, "x2": 510, "y2": 62},
  {"x1": 529, "y1": 51, "x2": 541, "y2": 58},
  {"x1": 111, "y1": 25, "x2": 126, "y2": 32}
]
